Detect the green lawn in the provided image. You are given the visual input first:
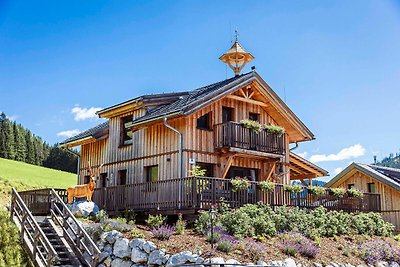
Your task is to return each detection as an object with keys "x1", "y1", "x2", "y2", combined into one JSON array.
[{"x1": 0, "y1": 157, "x2": 77, "y2": 206}]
